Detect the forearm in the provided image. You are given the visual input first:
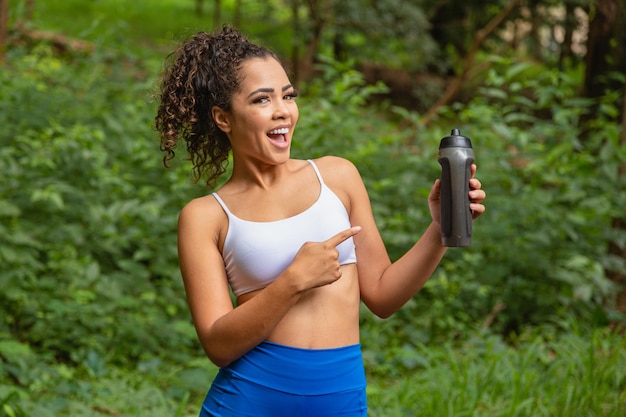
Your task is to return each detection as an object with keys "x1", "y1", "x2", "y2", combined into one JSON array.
[
  {"x1": 368, "y1": 222, "x2": 447, "y2": 318},
  {"x1": 199, "y1": 274, "x2": 302, "y2": 367},
  {"x1": 197, "y1": 225, "x2": 360, "y2": 367}
]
